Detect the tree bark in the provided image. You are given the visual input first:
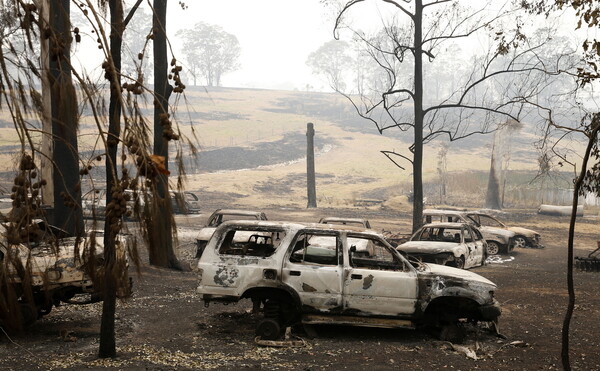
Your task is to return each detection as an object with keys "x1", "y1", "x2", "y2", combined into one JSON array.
[
  {"x1": 98, "y1": 0, "x2": 124, "y2": 359},
  {"x1": 485, "y1": 151, "x2": 502, "y2": 210},
  {"x1": 412, "y1": 0, "x2": 424, "y2": 233},
  {"x1": 306, "y1": 123, "x2": 317, "y2": 208},
  {"x1": 562, "y1": 119, "x2": 600, "y2": 371},
  {"x1": 151, "y1": 0, "x2": 182, "y2": 269},
  {"x1": 37, "y1": 0, "x2": 54, "y2": 209},
  {"x1": 49, "y1": 0, "x2": 82, "y2": 236}
]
